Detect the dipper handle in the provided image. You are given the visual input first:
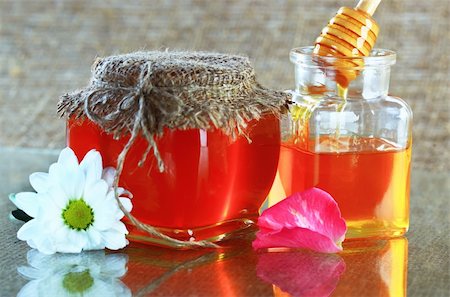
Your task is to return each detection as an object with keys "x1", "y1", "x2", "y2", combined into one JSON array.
[{"x1": 356, "y1": 0, "x2": 381, "y2": 16}]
